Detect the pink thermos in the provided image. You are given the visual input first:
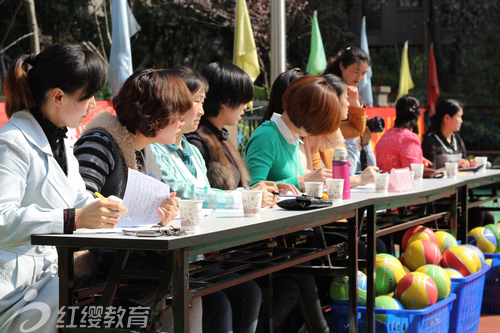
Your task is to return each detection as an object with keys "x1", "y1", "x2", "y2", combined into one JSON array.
[{"x1": 331, "y1": 147, "x2": 351, "y2": 199}]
